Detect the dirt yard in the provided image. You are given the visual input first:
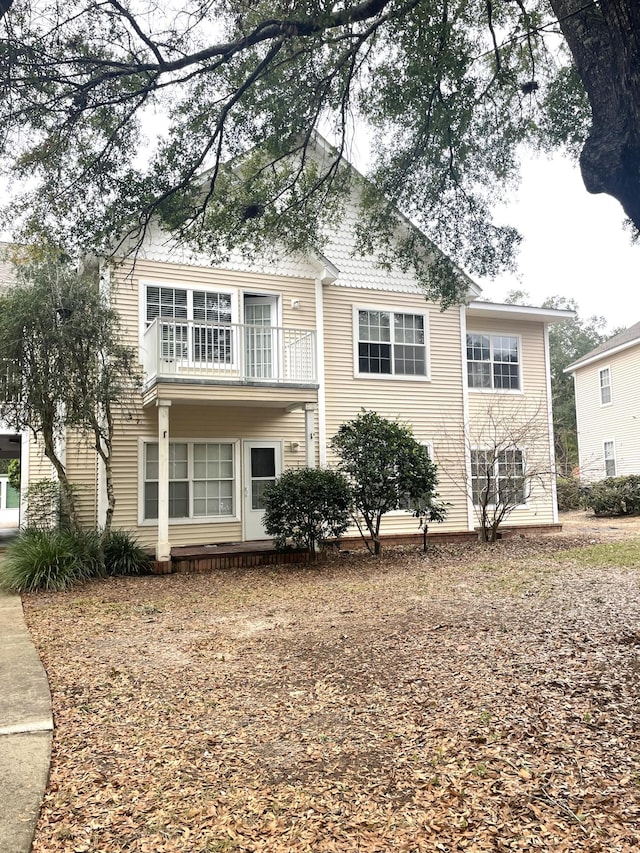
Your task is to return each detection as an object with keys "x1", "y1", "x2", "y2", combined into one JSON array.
[{"x1": 23, "y1": 512, "x2": 640, "y2": 852}]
